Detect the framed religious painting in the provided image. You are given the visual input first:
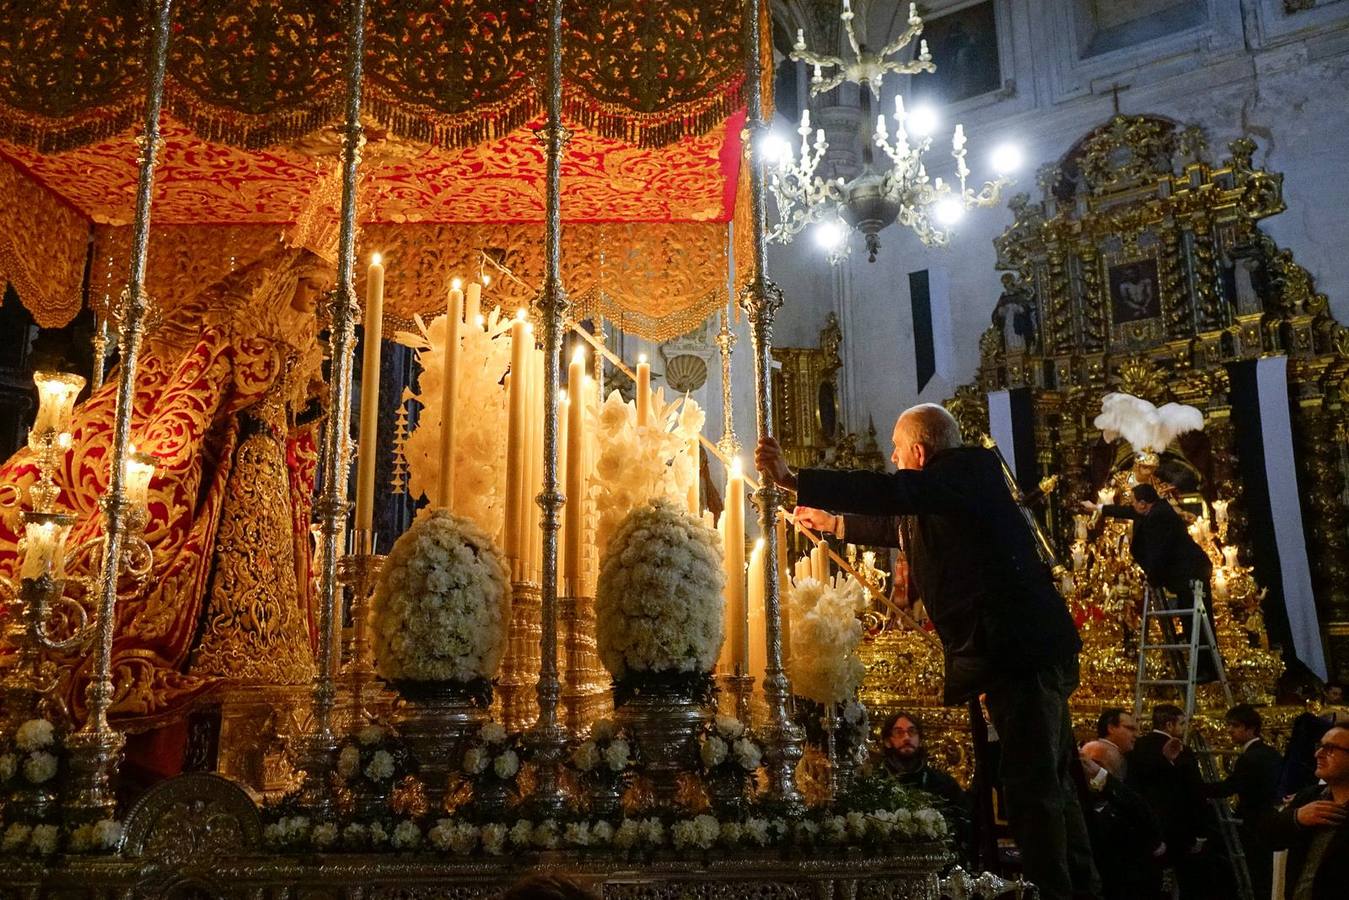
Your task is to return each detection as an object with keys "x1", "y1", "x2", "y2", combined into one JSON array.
[
  {"x1": 910, "y1": 1, "x2": 1003, "y2": 107},
  {"x1": 1107, "y1": 257, "x2": 1161, "y2": 324}
]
